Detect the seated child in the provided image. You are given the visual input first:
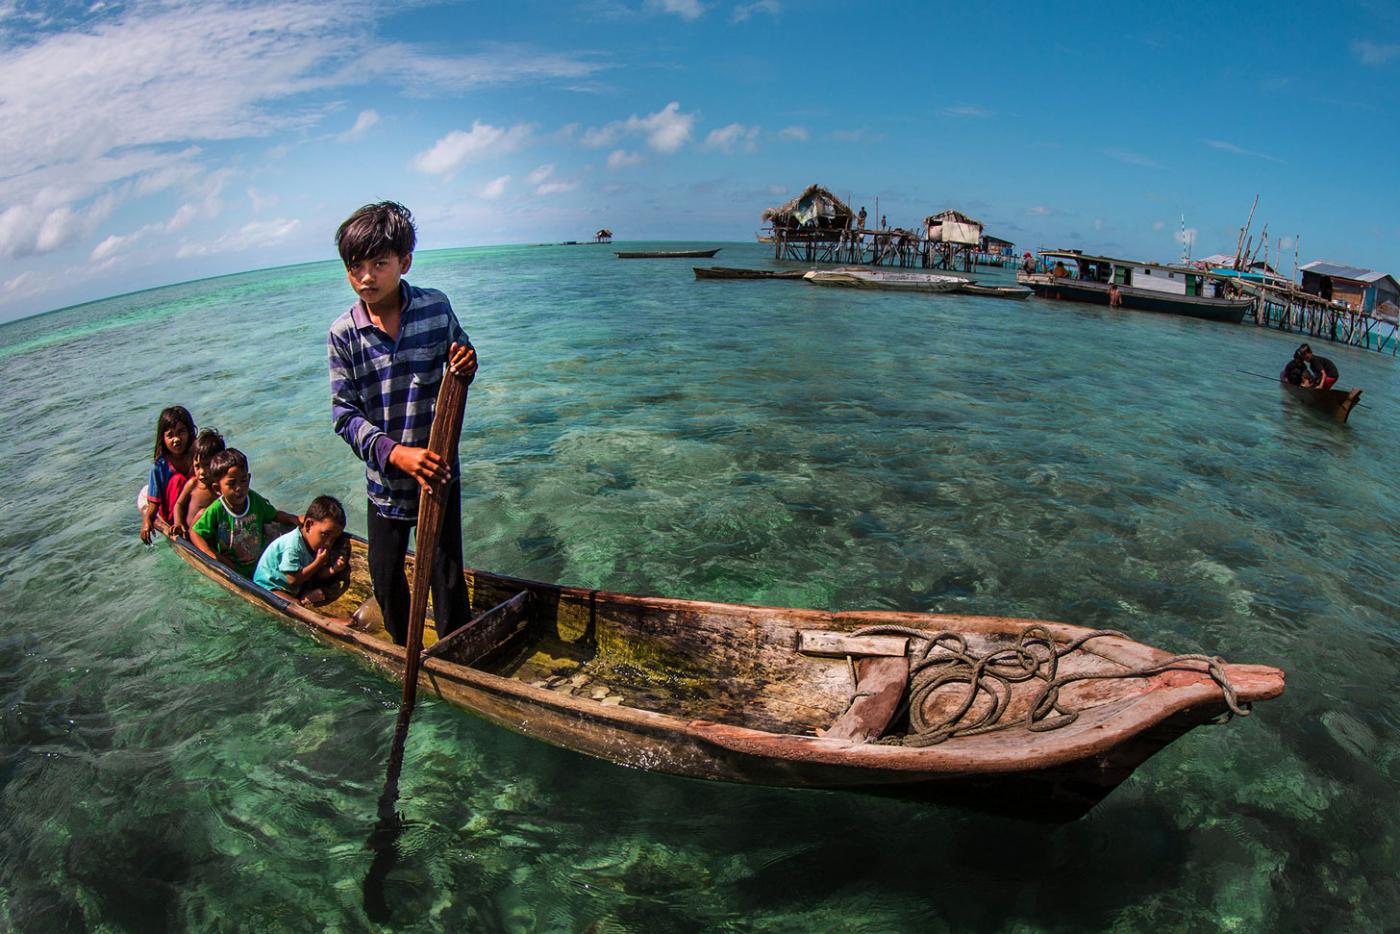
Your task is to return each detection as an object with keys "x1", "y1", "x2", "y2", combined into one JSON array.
[
  {"x1": 139, "y1": 405, "x2": 196, "y2": 544},
  {"x1": 190, "y1": 448, "x2": 299, "y2": 578},
  {"x1": 253, "y1": 496, "x2": 351, "y2": 605},
  {"x1": 170, "y1": 428, "x2": 226, "y2": 538}
]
